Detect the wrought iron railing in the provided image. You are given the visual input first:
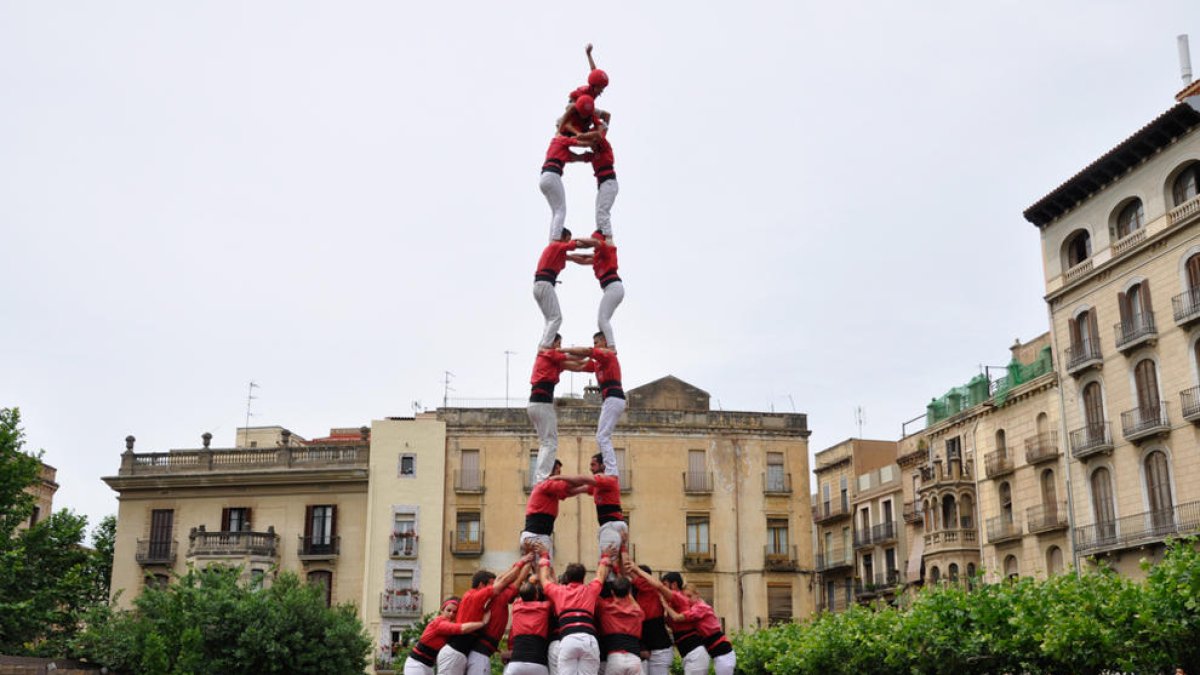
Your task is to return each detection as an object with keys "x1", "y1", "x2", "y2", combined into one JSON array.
[
  {"x1": 380, "y1": 590, "x2": 421, "y2": 617},
  {"x1": 1075, "y1": 500, "x2": 1200, "y2": 554},
  {"x1": 1172, "y1": 286, "x2": 1200, "y2": 325},
  {"x1": 815, "y1": 547, "x2": 853, "y2": 571},
  {"x1": 1024, "y1": 431, "x2": 1060, "y2": 464},
  {"x1": 1182, "y1": 386, "x2": 1200, "y2": 421},
  {"x1": 1120, "y1": 402, "x2": 1169, "y2": 440},
  {"x1": 1069, "y1": 421, "x2": 1113, "y2": 459},
  {"x1": 764, "y1": 545, "x2": 798, "y2": 571},
  {"x1": 986, "y1": 515, "x2": 1022, "y2": 543},
  {"x1": 1114, "y1": 312, "x2": 1157, "y2": 351},
  {"x1": 298, "y1": 535, "x2": 340, "y2": 559},
  {"x1": 763, "y1": 472, "x2": 793, "y2": 495},
  {"x1": 812, "y1": 497, "x2": 851, "y2": 523},
  {"x1": 984, "y1": 450, "x2": 1014, "y2": 478},
  {"x1": 1026, "y1": 502, "x2": 1068, "y2": 533},
  {"x1": 136, "y1": 539, "x2": 177, "y2": 565},
  {"x1": 1065, "y1": 341, "x2": 1103, "y2": 372}
]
